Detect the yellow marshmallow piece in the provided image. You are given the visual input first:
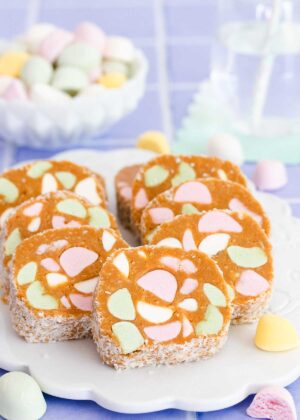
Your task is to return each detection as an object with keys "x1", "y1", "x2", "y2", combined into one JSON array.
[
  {"x1": 98, "y1": 73, "x2": 126, "y2": 89},
  {"x1": 255, "y1": 314, "x2": 300, "y2": 352},
  {"x1": 136, "y1": 131, "x2": 170, "y2": 154},
  {"x1": 0, "y1": 52, "x2": 29, "y2": 77}
]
